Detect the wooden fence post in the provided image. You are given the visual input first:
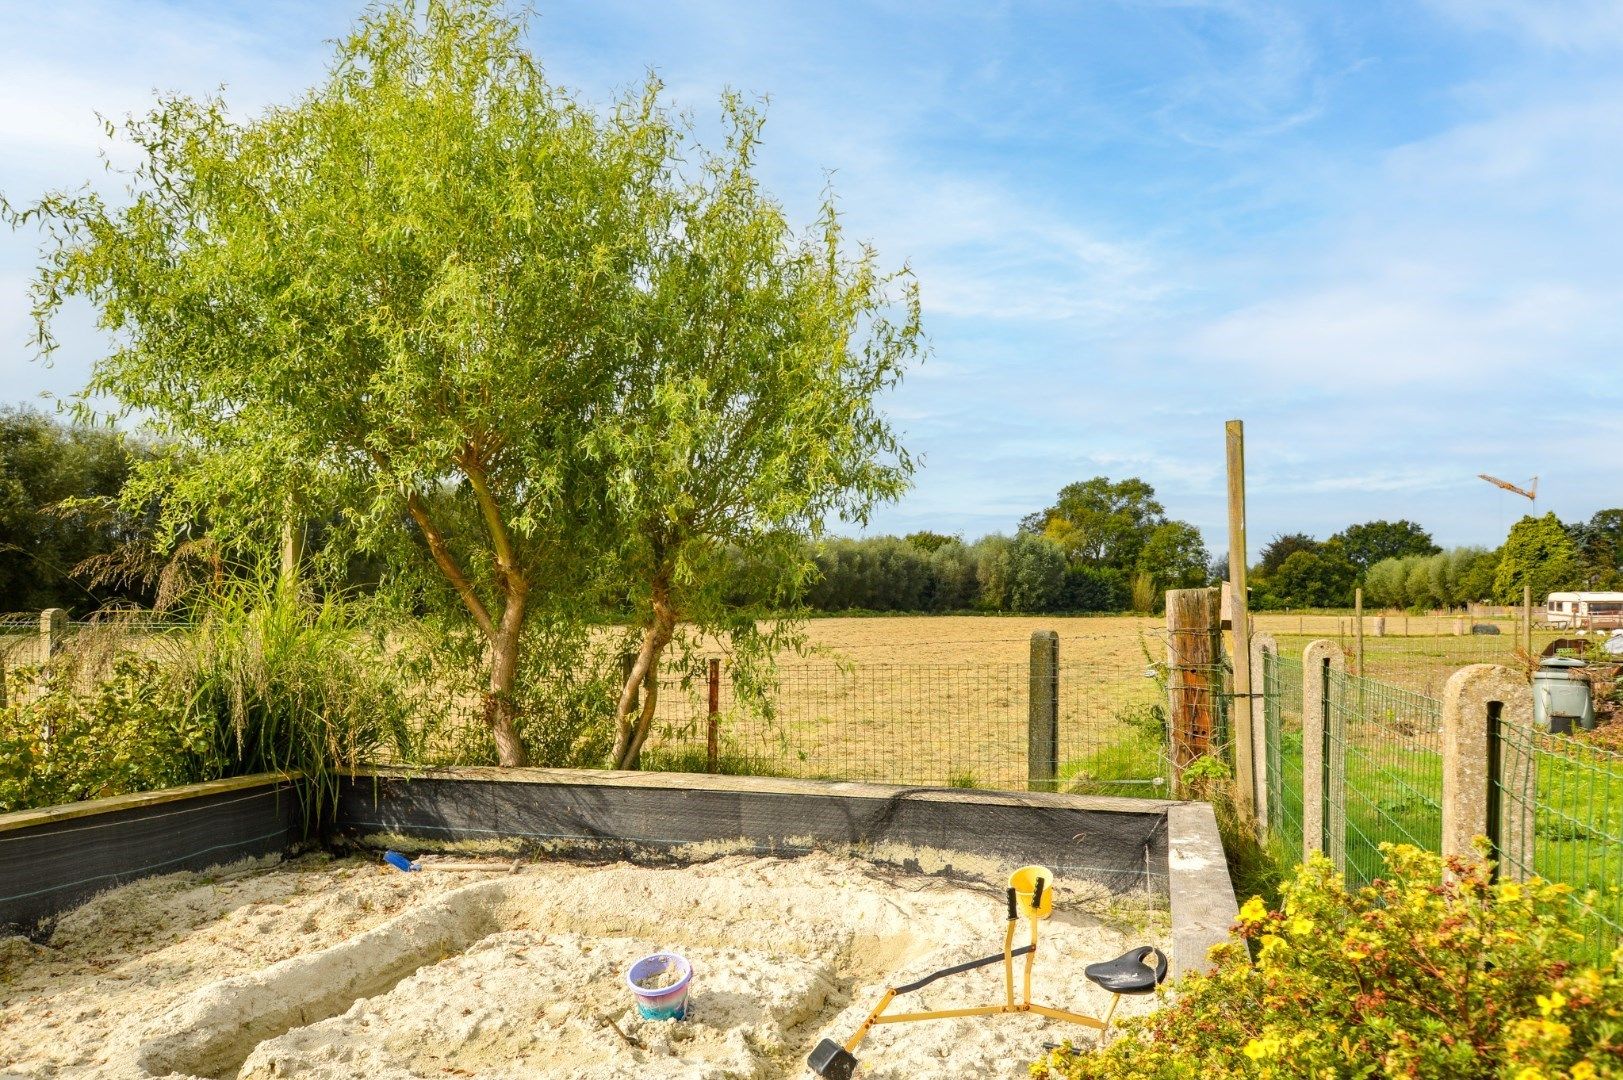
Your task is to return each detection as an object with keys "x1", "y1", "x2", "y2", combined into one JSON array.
[
  {"x1": 706, "y1": 658, "x2": 721, "y2": 774},
  {"x1": 1249, "y1": 632, "x2": 1279, "y2": 831},
  {"x1": 1522, "y1": 585, "x2": 1534, "y2": 657},
  {"x1": 1166, "y1": 588, "x2": 1223, "y2": 796},
  {"x1": 1028, "y1": 631, "x2": 1059, "y2": 792},
  {"x1": 1441, "y1": 664, "x2": 1535, "y2": 881},
  {"x1": 1301, "y1": 639, "x2": 1347, "y2": 871},
  {"x1": 1354, "y1": 588, "x2": 1364, "y2": 676},
  {"x1": 1224, "y1": 418, "x2": 1256, "y2": 821}
]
